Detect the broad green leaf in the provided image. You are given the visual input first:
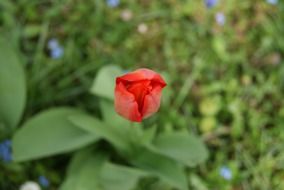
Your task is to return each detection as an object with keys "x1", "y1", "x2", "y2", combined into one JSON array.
[
  {"x1": 100, "y1": 162, "x2": 149, "y2": 190},
  {"x1": 190, "y1": 174, "x2": 209, "y2": 190},
  {"x1": 129, "y1": 145, "x2": 188, "y2": 190},
  {"x1": 65, "y1": 148, "x2": 96, "y2": 177},
  {"x1": 60, "y1": 149, "x2": 107, "y2": 190},
  {"x1": 12, "y1": 108, "x2": 99, "y2": 161},
  {"x1": 140, "y1": 125, "x2": 157, "y2": 145},
  {"x1": 61, "y1": 149, "x2": 148, "y2": 190},
  {"x1": 69, "y1": 114, "x2": 188, "y2": 189},
  {"x1": 69, "y1": 113, "x2": 131, "y2": 153},
  {"x1": 90, "y1": 65, "x2": 124, "y2": 100},
  {"x1": 153, "y1": 132, "x2": 208, "y2": 167},
  {"x1": 69, "y1": 111, "x2": 150, "y2": 155},
  {"x1": 0, "y1": 37, "x2": 26, "y2": 128}
]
